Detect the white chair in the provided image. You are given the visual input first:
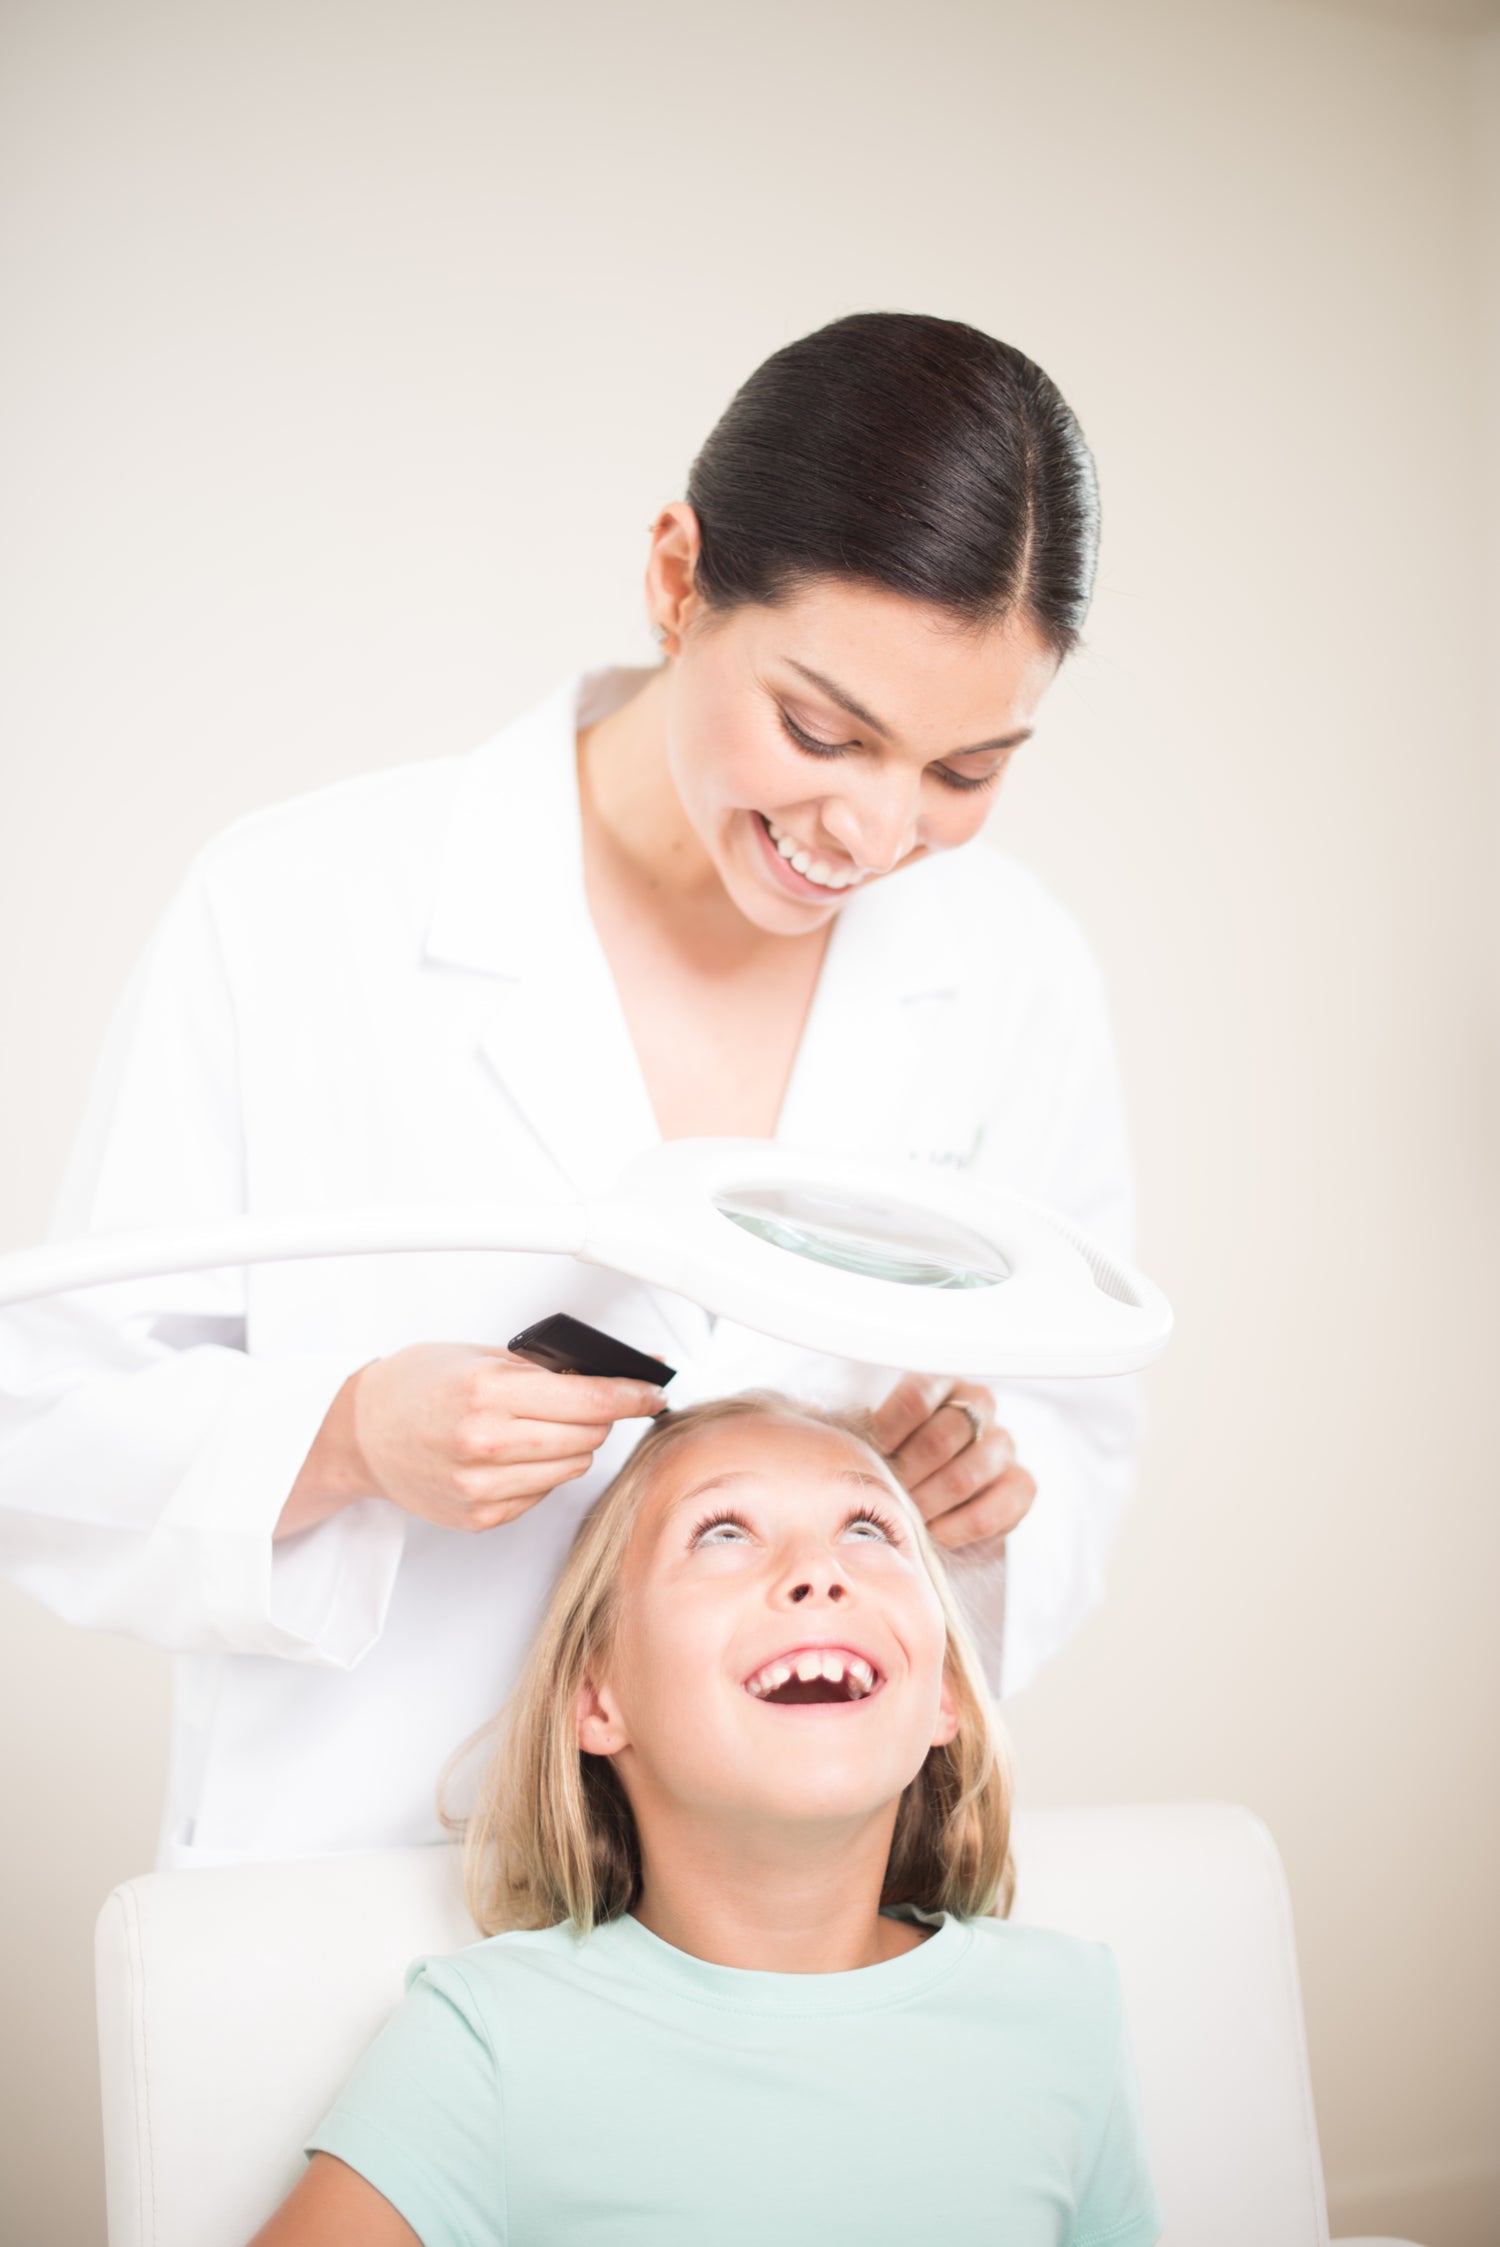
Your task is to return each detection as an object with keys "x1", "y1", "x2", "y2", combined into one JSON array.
[{"x1": 94, "y1": 1801, "x2": 1423, "y2": 2247}]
